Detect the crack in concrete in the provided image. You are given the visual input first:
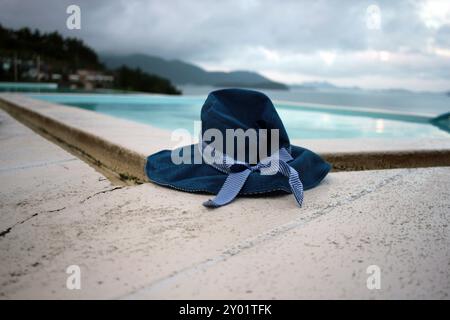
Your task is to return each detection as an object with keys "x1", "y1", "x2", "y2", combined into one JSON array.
[
  {"x1": 119, "y1": 171, "x2": 405, "y2": 299},
  {"x1": 0, "y1": 227, "x2": 11, "y2": 238},
  {"x1": 80, "y1": 187, "x2": 124, "y2": 204},
  {"x1": 0, "y1": 207, "x2": 65, "y2": 239}
]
